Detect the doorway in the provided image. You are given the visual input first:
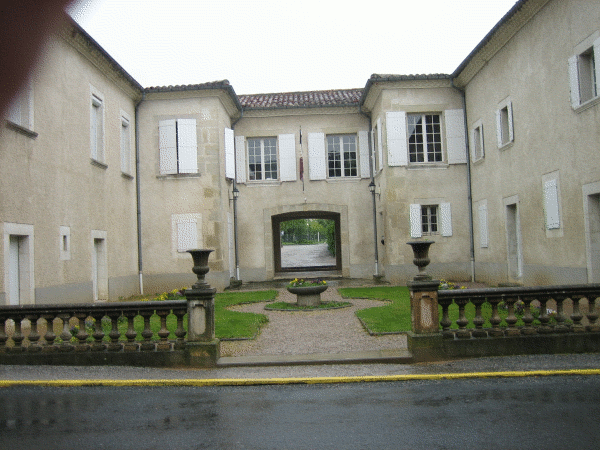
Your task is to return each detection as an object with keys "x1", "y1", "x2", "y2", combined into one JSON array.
[
  {"x1": 586, "y1": 193, "x2": 600, "y2": 282},
  {"x1": 505, "y1": 202, "x2": 523, "y2": 281},
  {"x1": 272, "y1": 211, "x2": 341, "y2": 273},
  {"x1": 92, "y1": 231, "x2": 108, "y2": 302}
]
